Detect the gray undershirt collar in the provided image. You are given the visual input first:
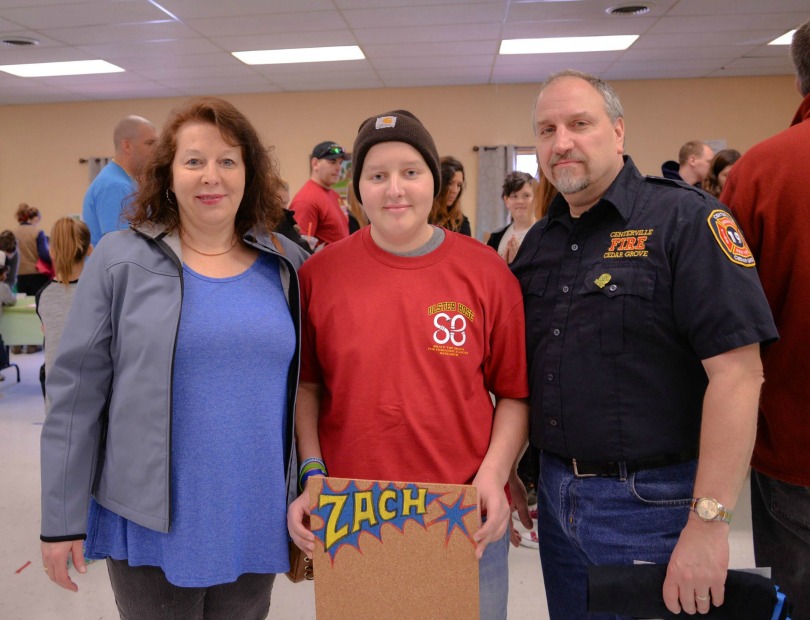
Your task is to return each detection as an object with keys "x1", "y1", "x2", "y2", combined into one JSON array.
[{"x1": 387, "y1": 226, "x2": 445, "y2": 257}]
